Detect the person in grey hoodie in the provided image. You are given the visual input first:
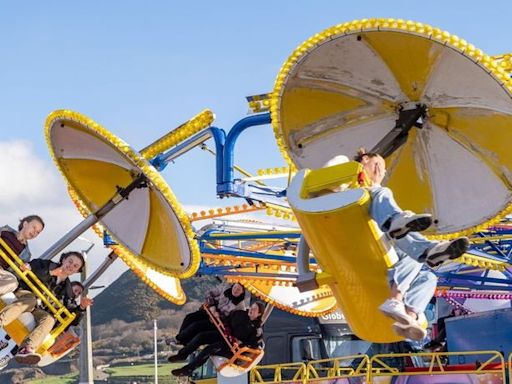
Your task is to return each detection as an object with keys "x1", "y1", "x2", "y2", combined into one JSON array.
[{"x1": 0, "y1": 215, "x2": 45, "y2": 296}]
